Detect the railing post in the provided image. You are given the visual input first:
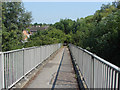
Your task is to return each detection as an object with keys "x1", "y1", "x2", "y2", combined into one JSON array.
[
  {"x1": 118, "y1": 73, "x2": 120, "y2": 90},
  {"x1": 22, "y1": 48, "x2": 24, "y2": 76},
  {"x1": 91, "y1": 56, "x2": 94, "y2": 88},
  {"x1": 1, "y1": 52, "x2": 5, "y2": 89}
]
